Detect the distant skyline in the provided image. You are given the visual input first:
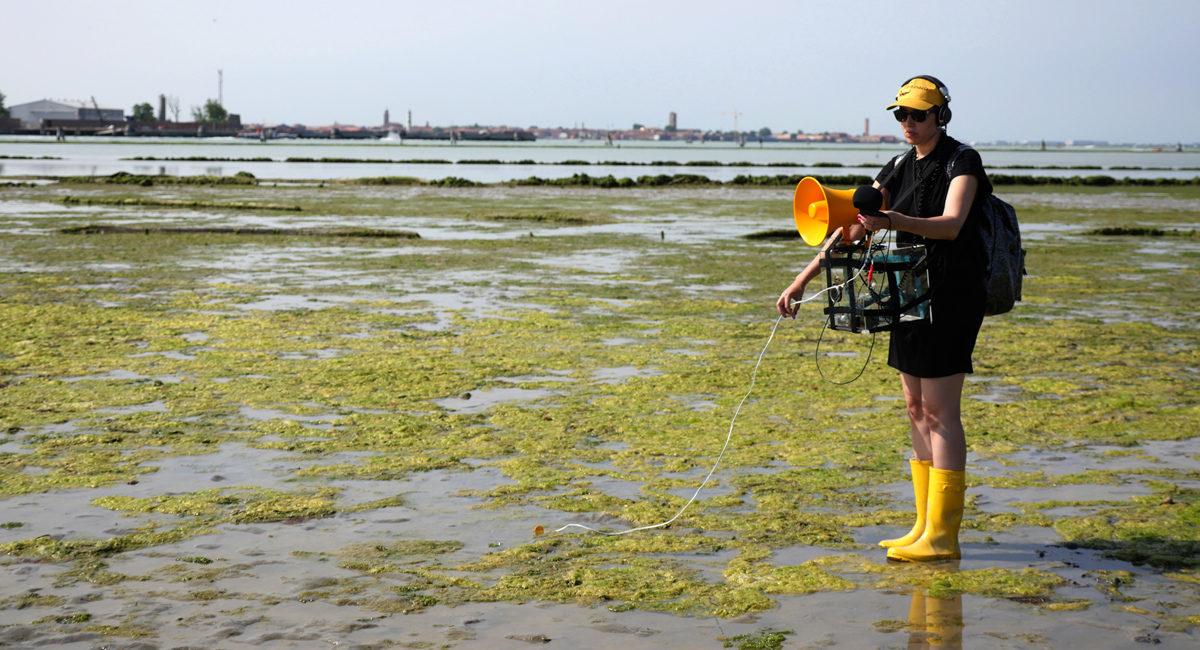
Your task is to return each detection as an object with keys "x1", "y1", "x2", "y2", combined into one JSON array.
[{"x1": 3, "y1": 0, "x2": 1198, "y2": 144}]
